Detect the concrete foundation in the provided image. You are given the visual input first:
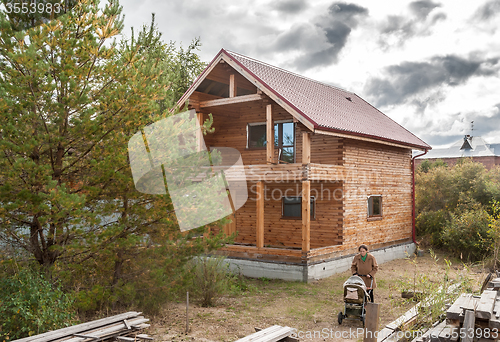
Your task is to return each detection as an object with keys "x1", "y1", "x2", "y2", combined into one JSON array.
[{"x1": 223, "y1": 242, "x2": 416, "y2": 282}]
